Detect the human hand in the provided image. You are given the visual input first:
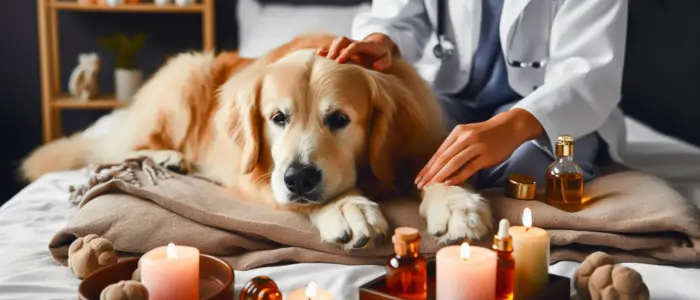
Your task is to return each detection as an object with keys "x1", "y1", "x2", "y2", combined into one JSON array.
[
  {"x1": 415, "y1": 109, "x2": 544, "y2": 189},
  {"x1": 316, "y1": 34, "x2": 395, "y2": 71}
]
